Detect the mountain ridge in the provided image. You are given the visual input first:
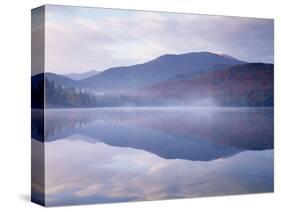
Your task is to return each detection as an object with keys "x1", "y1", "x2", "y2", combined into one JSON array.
[
  {"x1": 137, "y1": 63, "x2": 273, "y2": 107},
  {"x1": 78, "y1": 51, "x2": 245, "y2": 92},
  {"x1": 65, "y1": 70, "x2": 99, "y2": 80}
]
